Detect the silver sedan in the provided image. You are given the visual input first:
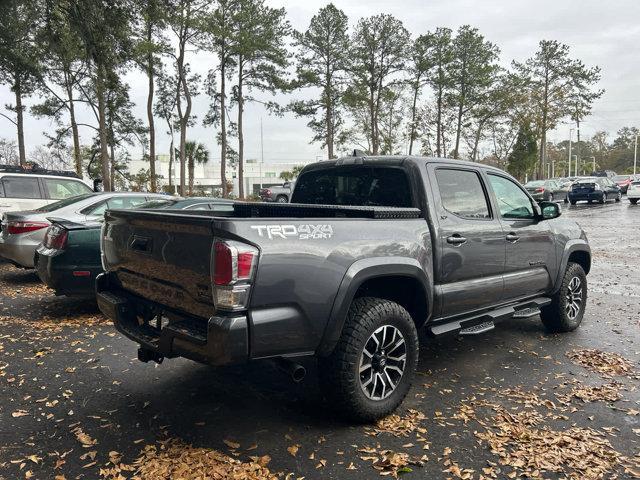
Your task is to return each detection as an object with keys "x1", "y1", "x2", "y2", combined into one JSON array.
[{"x1": 0, "y1": 192, "x2": 166, "y2": 267}]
